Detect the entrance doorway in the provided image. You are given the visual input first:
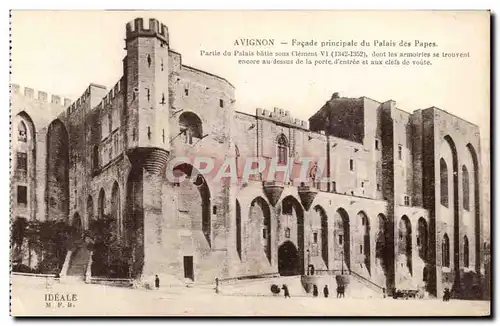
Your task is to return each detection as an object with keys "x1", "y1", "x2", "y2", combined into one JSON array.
[
  {"x1": 183, "y1": 256, "x2": 194, "y2": 281},
  {"x1": 278, "y1": 241, "x2": 300, "y2": 276}
]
